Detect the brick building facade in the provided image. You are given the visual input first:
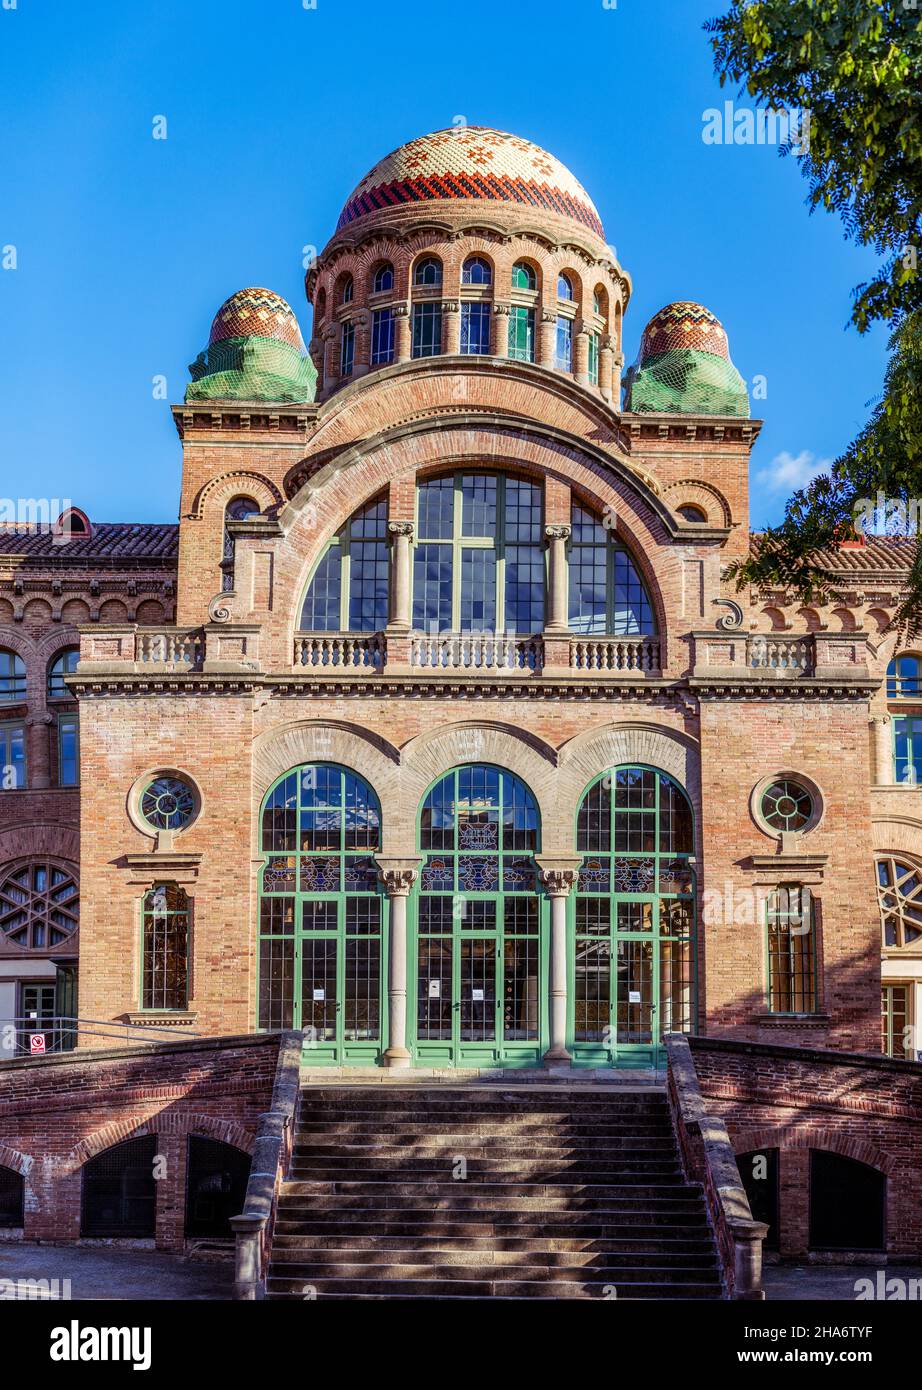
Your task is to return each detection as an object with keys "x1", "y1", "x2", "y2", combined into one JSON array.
[{"x1": 2, "y1": 127, "x2": 921, "y2": 1262}]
